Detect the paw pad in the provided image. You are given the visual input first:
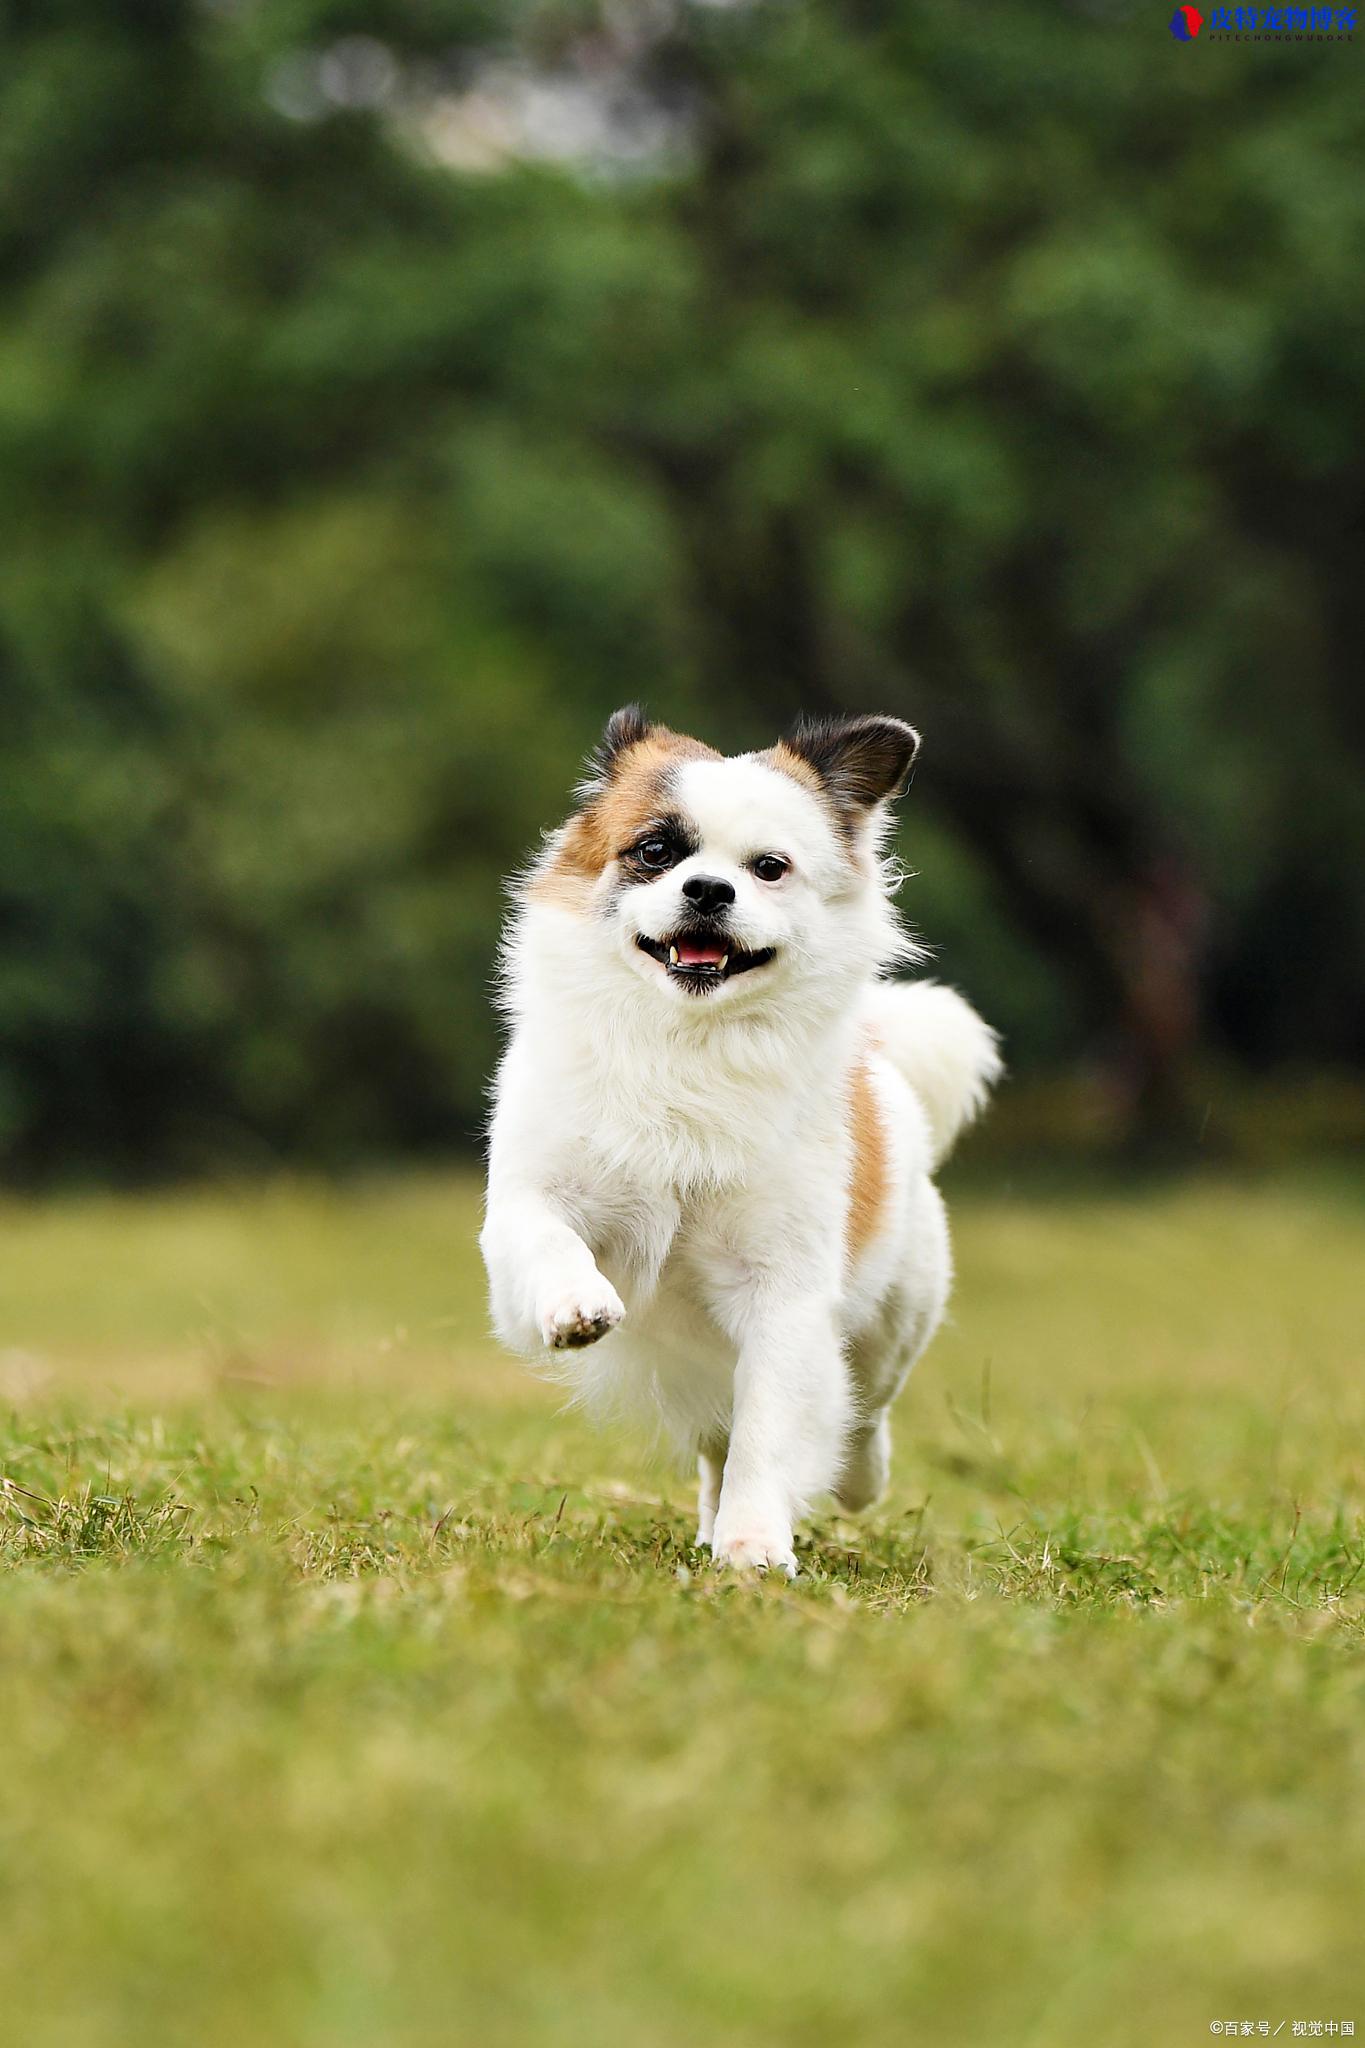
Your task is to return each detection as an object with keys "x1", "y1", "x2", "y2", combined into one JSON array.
[{"x1": 538, "y1": 1284, "x2": 625, "y2": 1351}]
